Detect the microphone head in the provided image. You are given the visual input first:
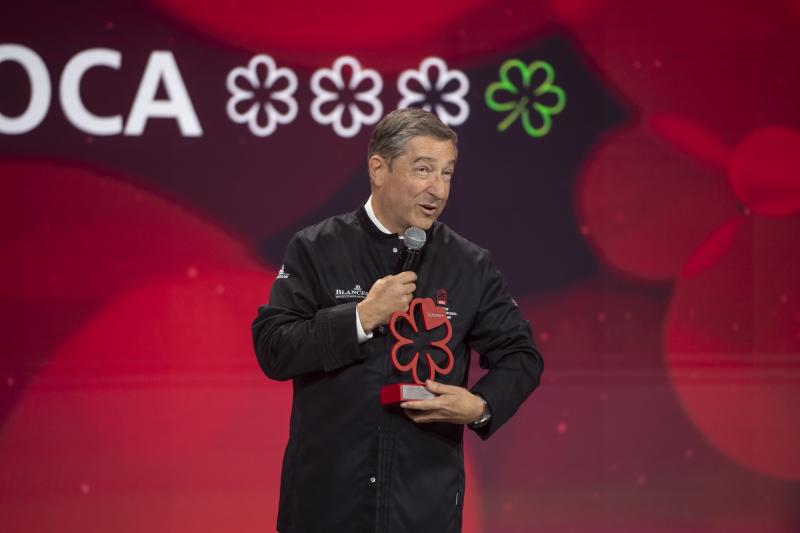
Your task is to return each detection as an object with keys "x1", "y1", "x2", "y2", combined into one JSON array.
[{"x1": 403, "y1": 226, "x2": 427, "y2": 251}]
